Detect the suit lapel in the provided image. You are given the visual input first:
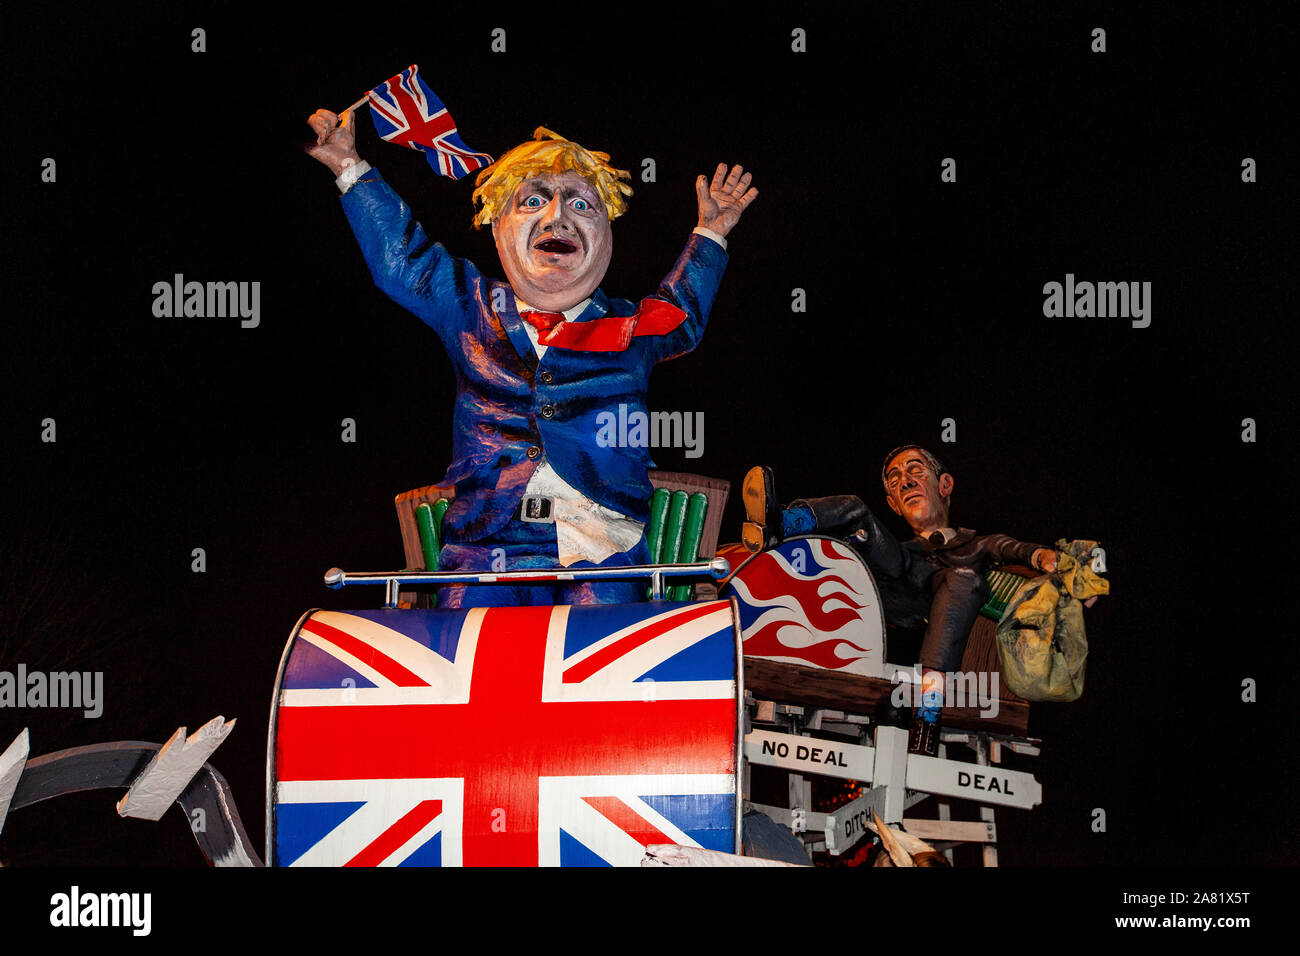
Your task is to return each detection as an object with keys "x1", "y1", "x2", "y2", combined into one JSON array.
[
  {"x1": 495, "y1": 282, "x2": 539, "y2": 373},
  {"x1": 948, "y1": 528, "x2": 976, "y2": 549}
]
